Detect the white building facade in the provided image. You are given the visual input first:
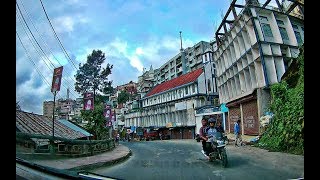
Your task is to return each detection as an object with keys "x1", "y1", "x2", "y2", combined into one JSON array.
[
  {"x1": 125, "y1": 64, "x2": 218, "y2": 139},
  {"x1": 213, "y1": 0, "x2": 304, "y2": 135}
]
